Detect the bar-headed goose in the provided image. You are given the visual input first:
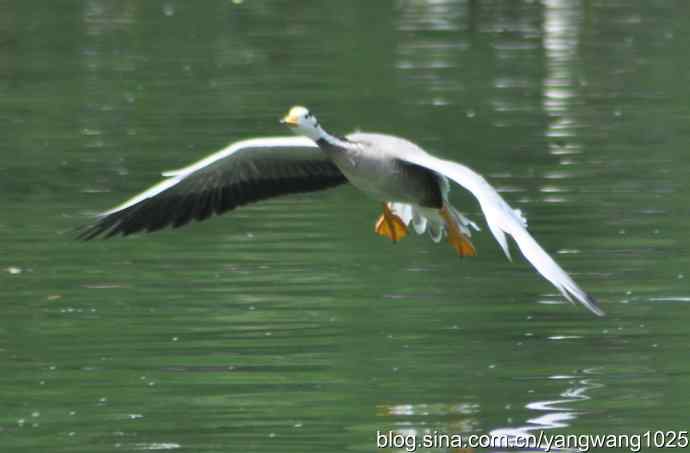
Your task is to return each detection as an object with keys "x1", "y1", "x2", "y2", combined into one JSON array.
[{"x1": 80, "y1": 106, "x2": 604, "y2": 316}]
